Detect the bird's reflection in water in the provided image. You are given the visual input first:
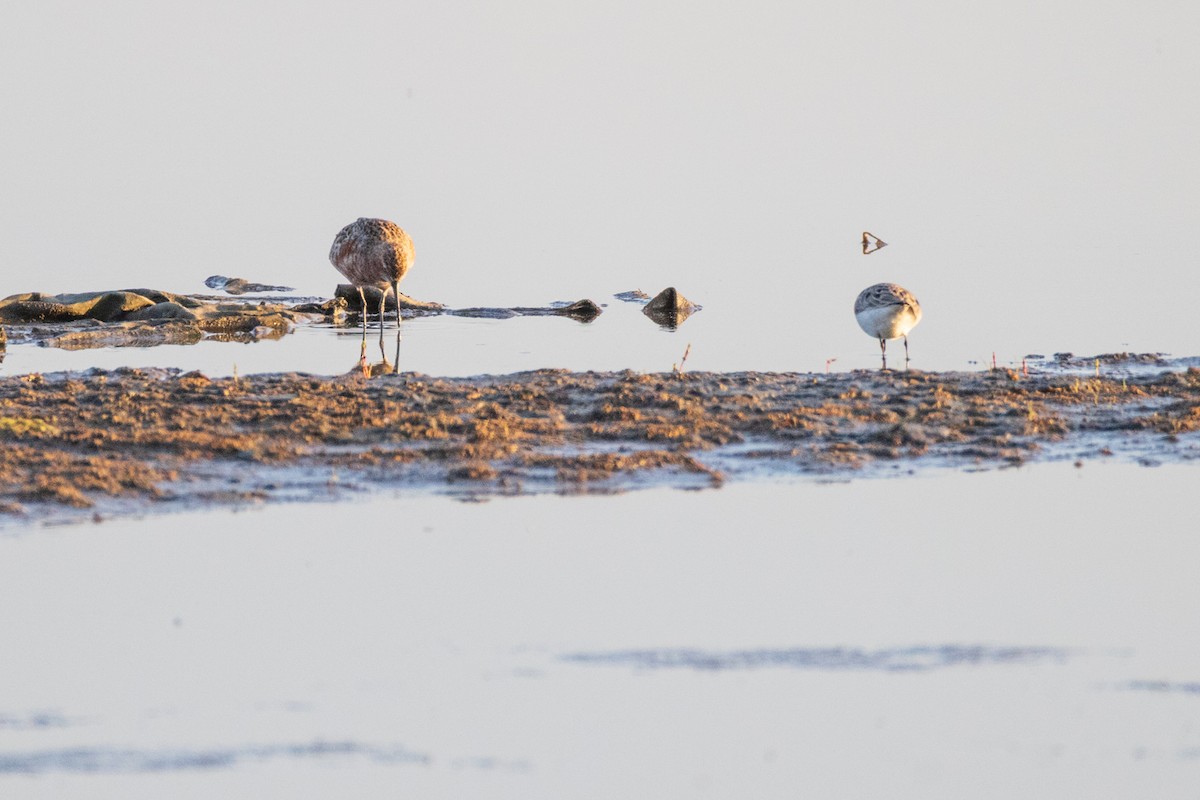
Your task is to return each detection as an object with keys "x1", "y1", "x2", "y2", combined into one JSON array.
[{"x1": 356, "y1": 325, "x2": 402, "y2": 377}]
